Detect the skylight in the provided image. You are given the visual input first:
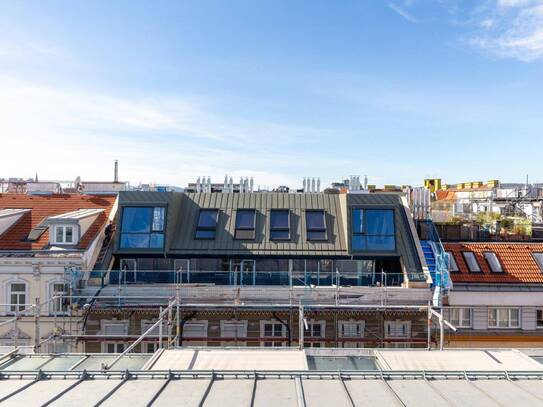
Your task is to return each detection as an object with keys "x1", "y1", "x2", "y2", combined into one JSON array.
[
  {"x1": 462, "y1": 252, "x2": 481, "y2": 273},
  {"x1": 484, "y1": 252, "x2": 503, "y2": 273},
  {"x1": 235, "y1": 209, "x2": 256, "y2": 239},
  {"x1": 533, "y1": 253, "x2": 543, "y2": 272},
  {"x1": 306, "y1": 210, "x2": 327, "y2": 241},
  {"x1": 195, "y1": 209, "x2": 219, "y2": 239},
  {"x1": 446, "y1": 252, "x2": 459, "y2": 272},
  {"x1": 270, "y1": 210, "x2": 290, "y2": 240}
]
